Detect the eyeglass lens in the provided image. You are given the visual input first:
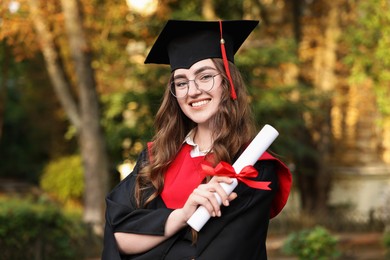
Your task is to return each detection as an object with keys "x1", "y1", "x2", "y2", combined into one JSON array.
[{"x1": 170, "y1": 73, "x2": 220, "y2": 98}]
